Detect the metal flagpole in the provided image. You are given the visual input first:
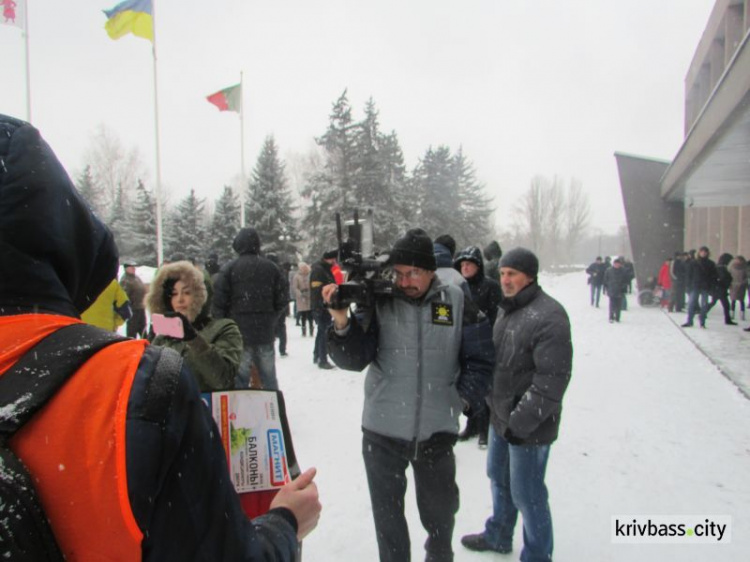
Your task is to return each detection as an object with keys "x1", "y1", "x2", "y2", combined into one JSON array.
[
  {"x1": 22, "y1": 0, "x2": 31, "y2": 122},
  {"x1": 151, "y1": 0, "x2": 164, "y2": 264},
  {"x1": 240, "y1": 71, "x2": 246, "y2": 228}
]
